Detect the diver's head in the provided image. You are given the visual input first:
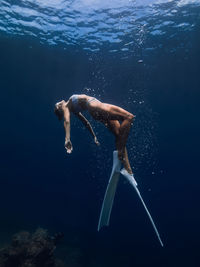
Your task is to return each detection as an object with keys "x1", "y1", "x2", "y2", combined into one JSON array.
[{"x1": 54, "y1": 100, "x2": 65, "y2": 120}]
